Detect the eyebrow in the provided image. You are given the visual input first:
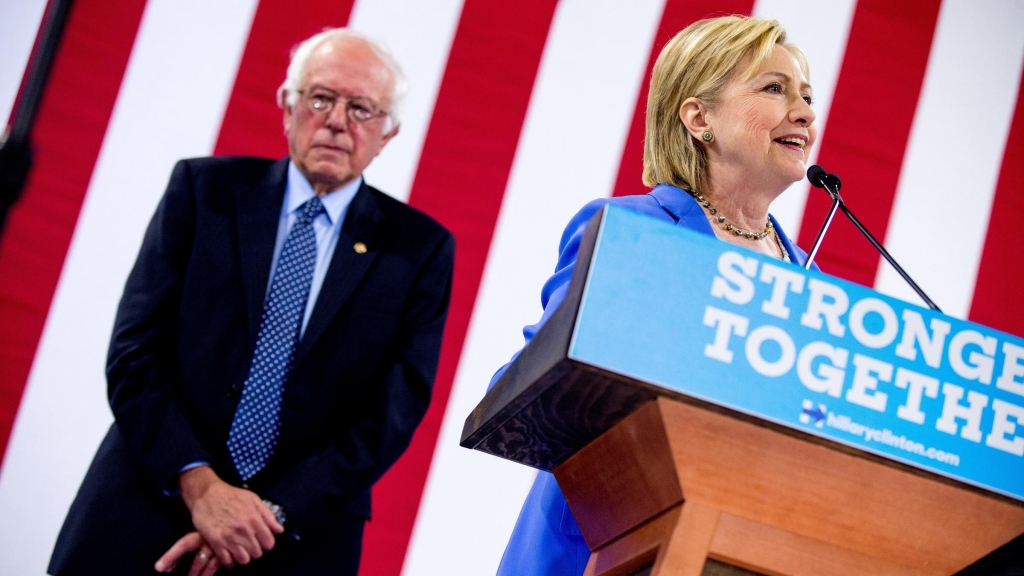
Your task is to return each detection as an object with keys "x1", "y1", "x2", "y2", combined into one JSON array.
[
  {"x1": 307, "y1": 85, "x2": 339, "y2": 95},
  {"x1": 761, "y1": 71, "x2": 813, "y2": 94},
  {"x1": 307, "y1": 85, "x2": 382, "y2": 103}
]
